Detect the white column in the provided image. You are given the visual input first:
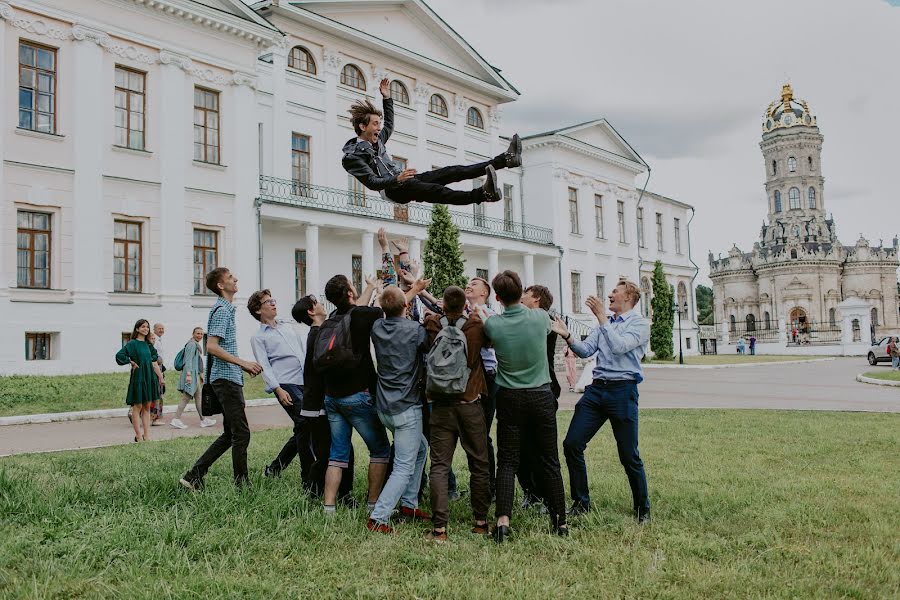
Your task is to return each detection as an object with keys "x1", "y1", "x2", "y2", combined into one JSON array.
[
  {"x1": 270, "y1": 41, "x2": 291, "y2": 180},
  {"x1": 232, "y1": 78, "x2": 261, "y2": 297},
  {"x1": 409, "y1": 238, "x2": 422, "y2": 266},
  {"x1": 413, "y1": 84, "x2": 430, "y2": 169},
  {"x1": 157, "y1": 51, "x2": 189, "y2": 300},
  {"x1": 778, "y1": 318, "x2": 788, "y2": 345},
  {"x1": 361, "y1": 231, "x2": 374, "y2": 278},
  {"x1": 0, "y1": 7, "x2": 8, "y2": 295},
  {"x1": 323, "y1": 49, "x2": 343, "y2": 185},
  {"x1": 305, "y1": 224, "x2": 320, "y2": 296},
  {"x1": 71, "y1": 26, "x2": 106, "y2": 299},
  {"x1": 488, "y1": 248, "x2": 499, "y2": 282},
  {"x1": 454, "y1": 98, "x2": 467, "y2": 165},
  {"x1": 523, "y1": 253, "x2": 535, "y2": 287}
]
